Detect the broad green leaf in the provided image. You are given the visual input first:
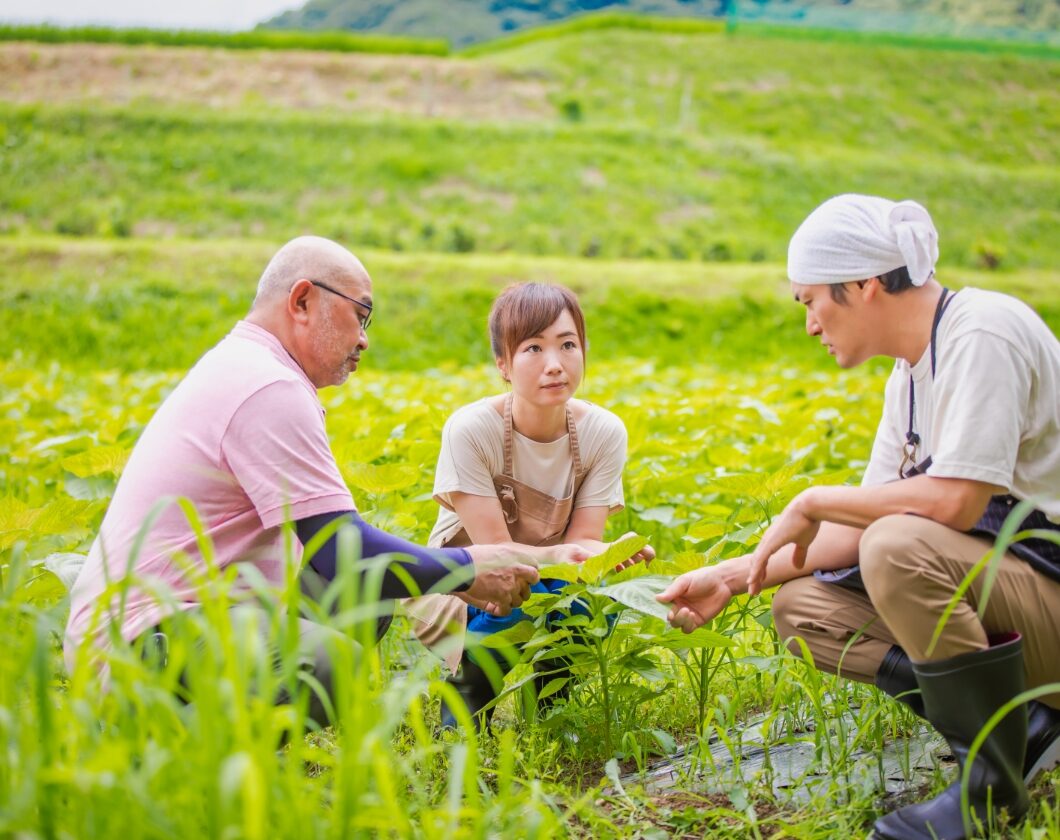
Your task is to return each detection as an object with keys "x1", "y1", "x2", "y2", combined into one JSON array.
[
  {"x1": 604, "y1": 758, "x2": 626, "y2": 796},
  {"x1": 521, "y1": 628, "x2": 570, "y2": 651},
  {"x1": 388, "y1": 512, "x2": 420, "y2": 532},
  {"x1": 31, "y1": 498, "x2": 96, "y2": 536},
  {"x1": 530, "y1": 641, "x2": 593, "y2": 663},
  {"x1": 477, "y1": 621, "x2": 535, "y2": 648},
  {"x1": 64, "y1": 473, "x2": 117, "y2": 501},
  {"x1": 651, "y1": 729, "x2": 677, "y2": 755},
  {"x1": 635, "y1": 505, "x2": 681, "y2": 526},
  {"x1": 760, "y1": 460, "x2": 807, "y2": 497},
  {"x1": 580, "y1": 534, "x2": 649, "y2": 584},
  {"x1": 0, "y1": 496, "x2": 33, "y2": 530},
  {"x1": 17, "y1": 568, "x2": 66, "y2": 607},
  {"x1": 686, "y1": 520, "x2": 728, "y2": 541},
  {"x1": 665, "y1": 549, "x2": 716, "y2": 574},
  {"x1": 703, "y1": 472, "x2": 769, "y2": 499},
  {"x1": 30, "y1": 432, "x2": 94, "y2": 453},
  {"x1": 654, "y1": 627, "x2": 736, "y2": 651},
  {"x1": 60, "y1": 445, "x2": 130, "y2": 478},
  {"x1": 42, "y1": 552, "x2": 87, "y2": 591},
  {"x1": 738, "y1": 396, "x2": 780, "y2": 425},
  {"x1": 537, "y1": 561, "x2": 582, "y2": 583},
  {"x1": 345, "y1": 462, "x2": 420, "y2": 494},
  {"x1": 588, "y1": 574, "x2": 674, "y2": 621},
  {"x1": 536, "y1": 677, "x2": 569, "y2": 701}
]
